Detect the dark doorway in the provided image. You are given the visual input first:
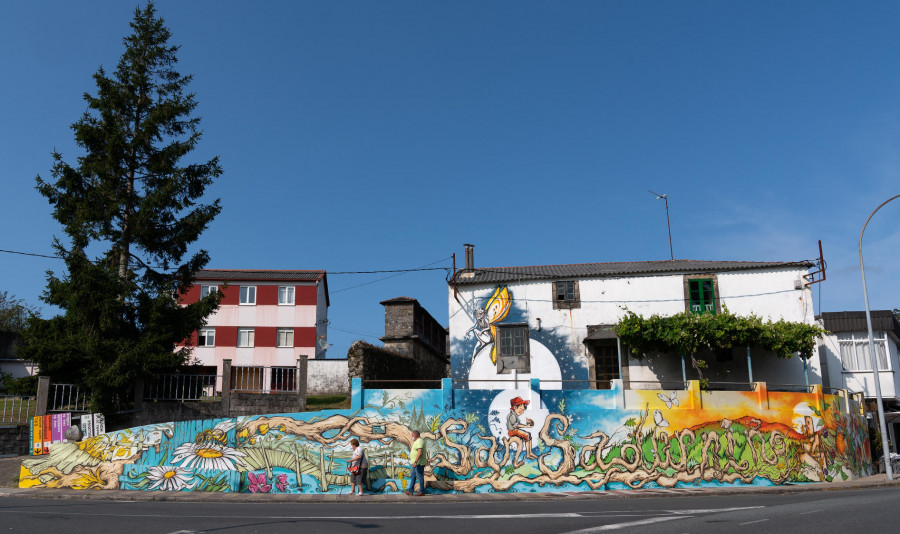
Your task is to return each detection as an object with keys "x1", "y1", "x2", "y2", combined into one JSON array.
[{"x1": 590, "y1": 340, "x2": 619, "y2": 389}]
